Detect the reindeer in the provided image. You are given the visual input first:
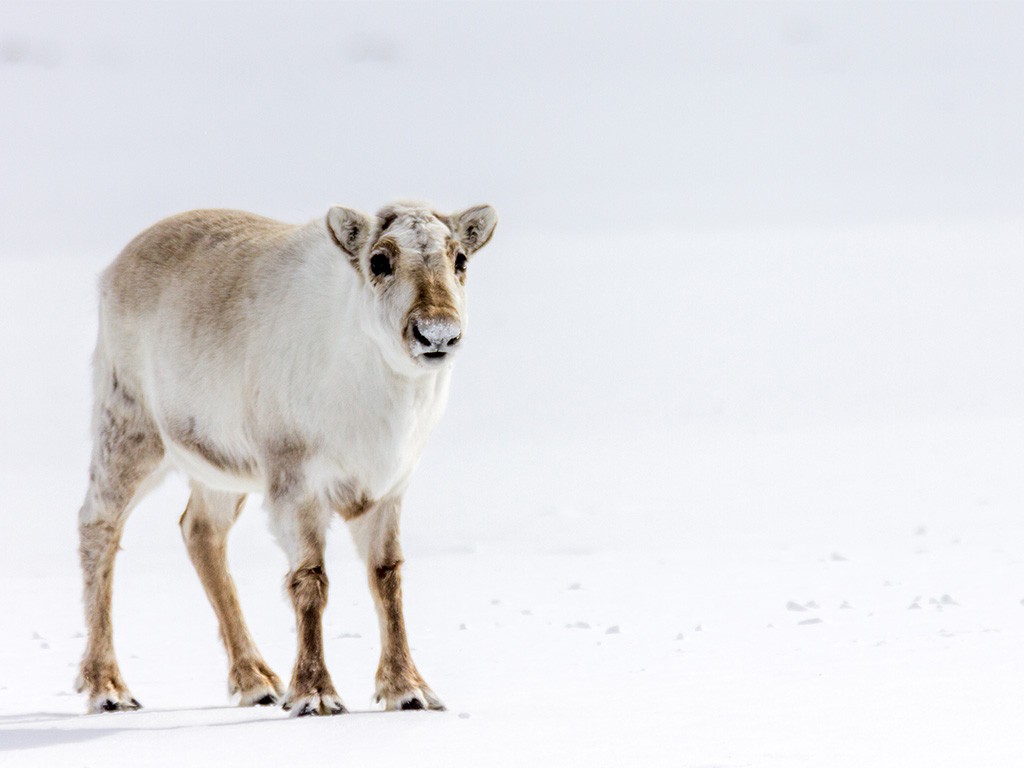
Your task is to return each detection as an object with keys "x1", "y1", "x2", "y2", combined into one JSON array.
[{"x1": 76, "y1": 202, "x2": 497, "y2": 715}]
